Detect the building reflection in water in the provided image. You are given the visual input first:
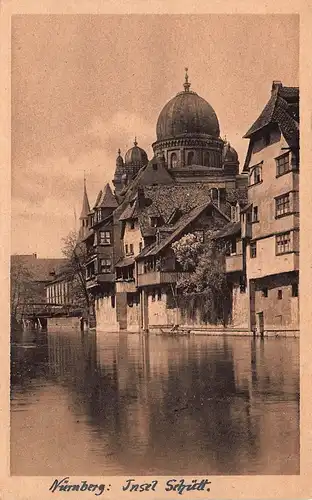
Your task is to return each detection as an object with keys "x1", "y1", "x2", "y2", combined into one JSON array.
[{"x1": 11, "y1": 331, "x2": 299, "y2": 475}]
